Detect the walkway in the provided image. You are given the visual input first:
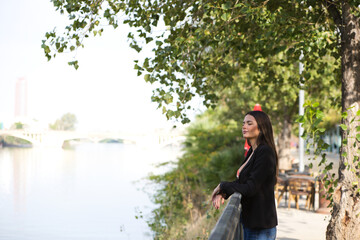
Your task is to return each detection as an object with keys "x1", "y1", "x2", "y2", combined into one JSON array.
[
  {"x1": 277, "y1": 207, "x2": 330, "y2": 240},
  {"x1": 276, "y1": 149, "x2": 335, "y2": 239}
]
